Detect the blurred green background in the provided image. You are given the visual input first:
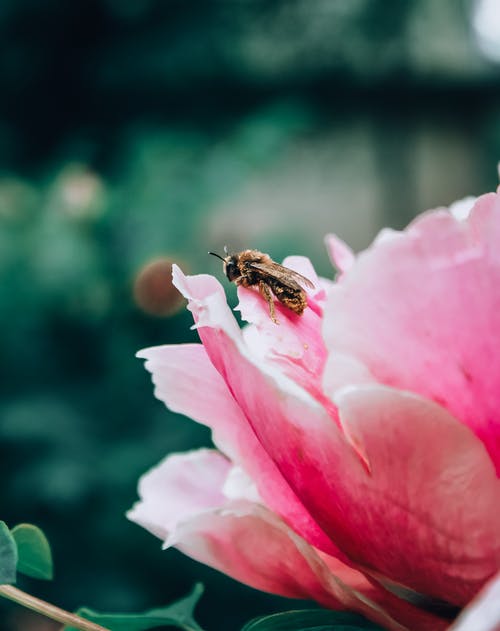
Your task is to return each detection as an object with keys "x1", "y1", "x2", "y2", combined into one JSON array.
[{"x1": 1, "y1": 1, "x2": 500, "y2": 629}]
